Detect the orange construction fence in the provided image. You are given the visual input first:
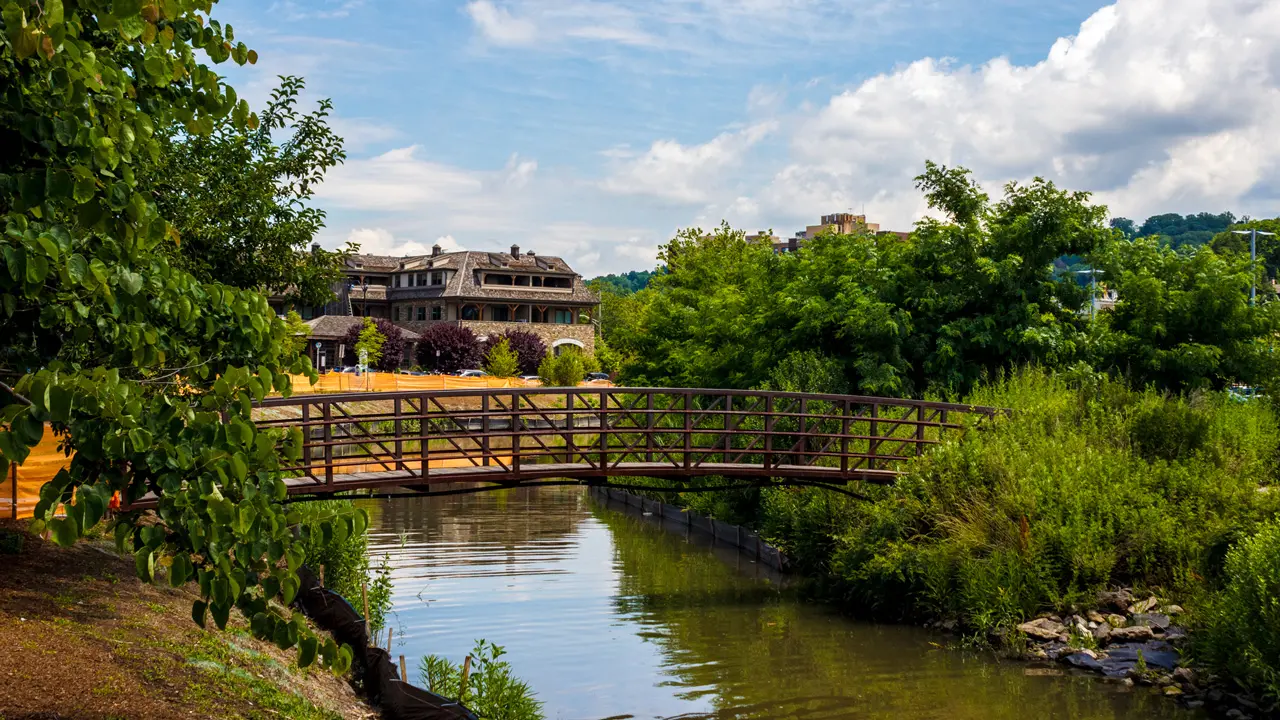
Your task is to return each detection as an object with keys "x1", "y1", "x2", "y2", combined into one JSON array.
[{"x1": 6, "y1": 430, "x2": 66, "y2": 521}]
